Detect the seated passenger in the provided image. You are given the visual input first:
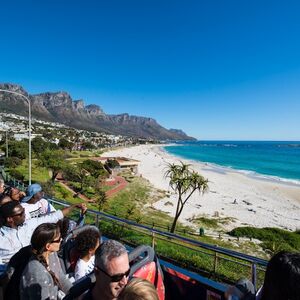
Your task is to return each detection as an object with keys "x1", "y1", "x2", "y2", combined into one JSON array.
[
  {"x1": 21, "y1": 183, "x2": 55, "y2": 220},
  {"x1": 74, "y1": 227, "x2": 101, "y2": 281},
  {"x1": 0, "y1": 201, "x2": 85, "y2": 264},
  {"x1": 258, "y1": 251, "x2": 300, "y2": 300},
  {"x1": 20, "y1": 223, "x2": 72, "y2": 299},
  {"x1": 7, "y1": 186, "x2": 26, "y2": 202},
  {"x1": 118, "y1": 278, "x2": 159, "y2": 300},
  {"x1": 83, "y1": 240, "x2": 130, "y2": 300}
]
